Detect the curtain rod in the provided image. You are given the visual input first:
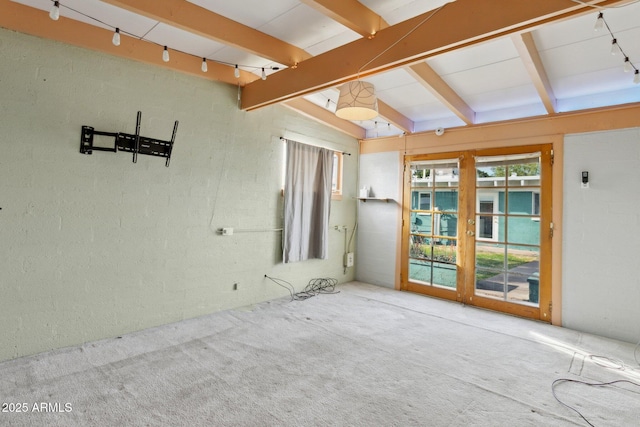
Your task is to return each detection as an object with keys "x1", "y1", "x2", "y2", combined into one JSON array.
[{"x1": 280, "y1": 137, "x2": 351, "y2": 156}]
